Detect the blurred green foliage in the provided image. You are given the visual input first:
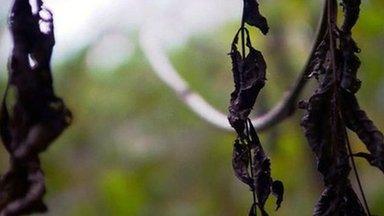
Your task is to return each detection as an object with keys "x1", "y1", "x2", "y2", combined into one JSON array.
[{"x1": 0, "y1": 0, "x2": 383, "y2": 215}]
